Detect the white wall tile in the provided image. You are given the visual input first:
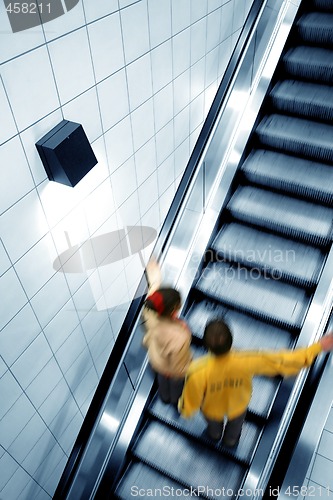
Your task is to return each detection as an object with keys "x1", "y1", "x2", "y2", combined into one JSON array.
[
  {"x1": 14, "y1": 234, "x2": 58, "y2": 299},
  {"x1": 190, "y1": 59, "x2": 206, "y2": 100},
  {"x1": 126, "y1": 53, "x2": 153, "y2": 111},
  {"x1": 157, "y1": 154, "x2": 174, "y2": 196},
  {"x1": 190, "y1": 18, "x2": 207, "y2": 65},
  {"x1": 207, "y1": 9, "x2": 222, "y2": 52},
  {"x1": 119, "y1": 0, "x2": 140, "y2": 8},
  {"x1": 190, "y1": 93, "x2": 205, "y2": 133},
  {"x1": 155, "y1": 121, "x2": 174, "y2": 166},
  {"x1": 42, "y1": 0, "x2": 86, "y2": 42},
  {"x1": 120, "y1": 1, "x2": 150, "y2": 64},
  {"x1": 134, "y1": 137, "x2": 157, "y2": 186},
  {"x1": 43, "y1": 299, "x2": 79, "y2": 353},
  {"x1": 171, "y1": 0, "x2": 191, "y2": 35},
  {"x1": 0, "y1": 451, "x2": 18, "y2": 490},
  {"x1": 137, "y1": 171, "x2": 159, "y2": 217},
  {"x1": 72, "y1": 278, "x2": 98, "y2": 321},
  {"x1": 63, "y1": 88, "x2": 102, "y2": 143},
  {"x1": 0, "y1": 239, "x2": 11, "y2": 277},
  {"x1": 153, "y1": 83, "x2": 174, "y2": 132},
  {"x1": 0, "y1": 78, "x2": 17, "y2": 145},
  {"x1": 82, "y1": 0, "x2": 119, "y2": 23},
  {"x1": 191, "y1": 0, "x2": 207, "y2": 23},
  {"x1": 116, "y1": 191, "x2": 141, "y2": 228},
  {"x1": 22, "y1": 431, "x2": 58, "y2": 476},
  {"x1": 41, "y1": 384, "x2": 77, "y2": 430},
  {"x1": 205, "y1": 46, "x2": 219, "y2": 87},
  {"x1": 105, "y1": 116, "x2": 134, "y2": 172},
  {"x1": 11, "y1": 333, "x2": 53, "y2": 390},
  {"x1": 97, "y1": 69, "x2": 130, "y2": 132},
  {"x1": 82, "y1": 185, "x2": 113, "y2": 238},
  {"x1": 30, "y1": 273, "x2": 72, "y2": 329},
  {"x1": 0, "y1": 461, "x2": 30, "y2": 500},
  {"x1": 151, "y1": 40, "x2": 173, "y2": 94},
  {"x1": 72, "y1": 366, "x2": 98, "y2": 408},
  {"x1": 0, "y1": 268, "x2": 27, "y2": 331},
  {"x1": 25, "y1": 357, "x2": 64, "y2": 409},
  {"x1": 48, "y1": 28, "x2": 95, "y2": 105},
  {"x1": 0, "y1": 136, "x2": 35, "y2": 215},
  {"x1": 0, "y1": 3, "x2": 45, "y2": 65},
  {"x1": 0, "y1": 370, "x2": 23, "y2": 420},
  {"x1": 0, "y1": 304, "x2": 41, "y2": 367},
  {"x1": 0, "y1": 189, "x2": 49, "y2": 264},
  {"x1": 208, "y1": 0, "x2": 223, "y2": 13},
  {"x1": 175, "y1": 138, "x2": 190, "y2": 178},
  {"x1": 174, "y1": 106, "x2": 190, "y2": 148},
  {"x1": 111, "y1": 156, "x2": 138, "y2": 208},
  {"x1": 221, "y1": 0, "x2": 234, "y2": 40},
  {"x1": 8, "y1": 413, "x2": 46, "y2": 464},
  {"x1": 20, "y1": 110, "x2": 63, "y2": 186},
  {"x1": 148, "y1": 0, "x2": 171, "y2": 48},
  {"x1": 172, "y1": 28, "x2": 191, "y2": 78},
  {"x1": 131, "y1": 99, "x2": 155, "y2": 151},
  {"x1": 56, "y1": 326, "x2": 88, "y2": 374},
  {"x1": 1, "y1": 46, "x2": 59, "y2": 131},
  {"x1": 0, "y1": 356, "x2": 7, "y2": 378},
  {"x1": 173, "y1": 70, "x2": 190, "y2": 115},
  {"x1": 0, "y1": 394, "x2": 35, "y2": 449},
  {"x1": 88, "y1": 12, "x2": 124, "y2": 83}
]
